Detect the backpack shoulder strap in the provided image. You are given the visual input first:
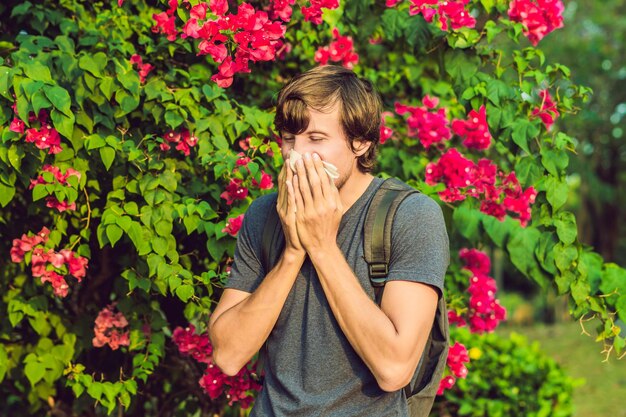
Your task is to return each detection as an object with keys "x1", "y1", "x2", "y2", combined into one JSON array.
[{"x1": 363, "y1": 178, "x2": 420, "y2": 304}]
